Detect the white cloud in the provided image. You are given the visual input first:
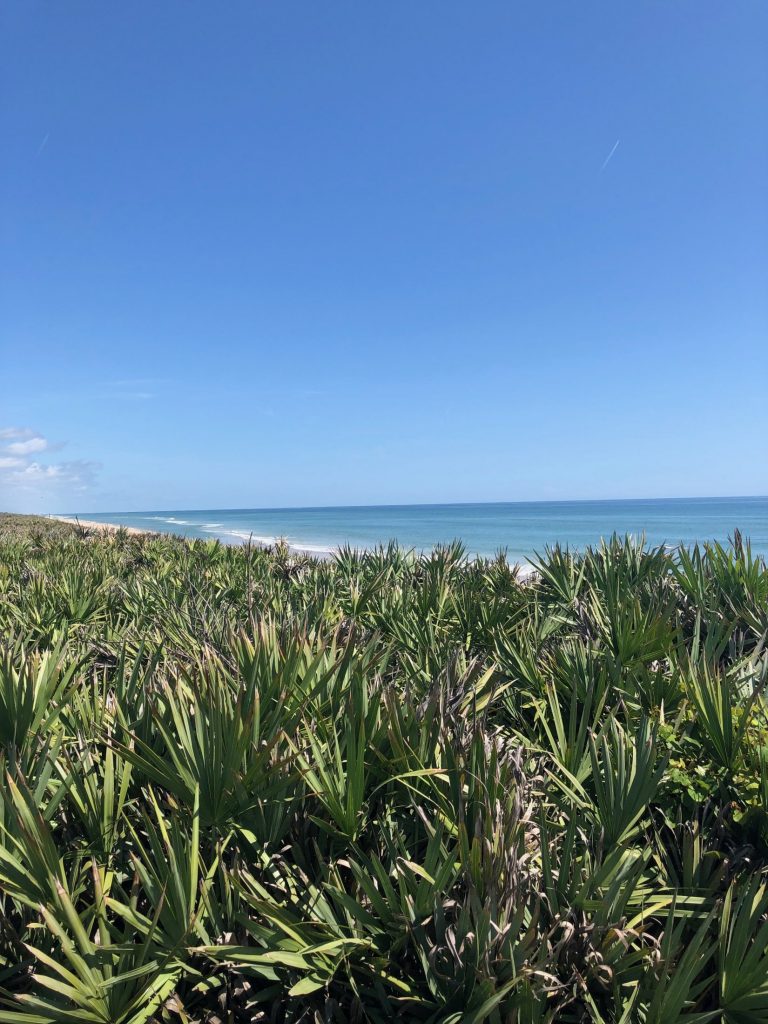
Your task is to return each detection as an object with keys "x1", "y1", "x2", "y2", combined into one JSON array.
[
  {"x1": 0, "y1": 426, "x2": 100, "y2": 510},
  {"x1": 5, "y1": 436, "x2": 48, "y2": 456},
  {"x1": 11, "y1": 460, "x2": 97, "y2": 486},
  {"x1": 15, "y1": 462, "x2": 62, "y2": 479}
]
